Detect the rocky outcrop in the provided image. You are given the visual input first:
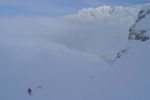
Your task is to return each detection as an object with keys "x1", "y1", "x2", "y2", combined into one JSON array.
[{"x1": 128, "y1": 5, "x2": 150, "y2": 41}]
